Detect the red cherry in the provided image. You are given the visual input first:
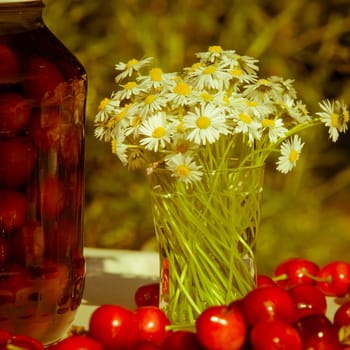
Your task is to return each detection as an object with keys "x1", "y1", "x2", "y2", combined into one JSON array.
[
  {"x1": 55, "y1": 335, "x2": 103, "y2": 350},
  {"x1": 295, "y1": 314, "x2": 340, "y2": 350},
  {"x1": 0, "y1": 136, "x2": 36, "y2": 189},
  {"x1": 133, "y1": 342, "x2": 162, "y2": 350},
  {"x1": 0, "y1": 329, "x2": 12, "y2": 344},
  {"x1": 7, "y1": 334, "x2": 44, "y2": 350},
  {"x1": 0, "y1": 189, "x2": 28, "y2": 232},
  {"x1": 250, "y1": 319, "x2": 302, "y2": 350},
  {"x1": 88, "y1": 304, "x2": 138, "y2": 350},
  {"x1": 195, "y1": 304, "x2": 246, "y2": 350},
  {"x1": 240, "y1": 285, "x2": 296, "y2": 327},
  {"x1": 257, "y1": 274, "x2": 276, "y2": 288},
  {"x1": 0, "y1": 93, "x2": 31, "y2": 135},
  {"x1": 40, "y1": 175, "x2": 65, "y2": 218},
  {"x1": 135, "y1": 306, "x2": 170, "y2": 346},
  {"x1": 274, "y1": 257, "x2": 319, "y2": 289},
  {"x1": 162, "y1": 331, "x2": 204, "y2": 350},
  {"x1": 334, "y1": 301, "x2": 350, "y2": 328},
  {"x1": 288, "y1": 284, "x2": 327, "y2": 321},
  {"x1": 0, "y1": 43, "x2": 20, "y2": 83},
  {"x1": 134, "y1": 283, "x2": 160, "y2": 307},
  {"x1": 23, "y1": 56, "x2": 64, "y2": 102},
  {"x1": 316, "y1": 261, "x2": 350, "y2": 297}
]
